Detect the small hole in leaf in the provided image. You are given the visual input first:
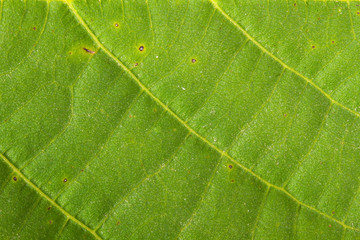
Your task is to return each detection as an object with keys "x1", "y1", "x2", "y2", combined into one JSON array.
[
  {"x1": 63, "y1": 178, "x2": 67, "y2": 183},
  {"x1": 191, "y1": 59, "x2": 196, "y2": 63},
  {"x1": 139, "y1": 46, "x2": 144, "y2": 51},
  {"x1": 13, "y1": 177, "x2": 17, "y2": 181}
]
